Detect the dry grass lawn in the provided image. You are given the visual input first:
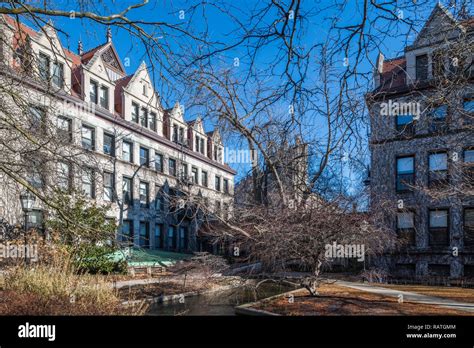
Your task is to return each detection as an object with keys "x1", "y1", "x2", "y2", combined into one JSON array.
[{"x1": 252, "y1": 283, "x2": 474, "y2": 316}]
